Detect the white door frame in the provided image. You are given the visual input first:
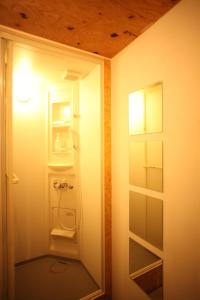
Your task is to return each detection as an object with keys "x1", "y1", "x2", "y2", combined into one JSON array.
[{"x1": 0, "y1": 25, "x2": 106, "y2": 300}]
